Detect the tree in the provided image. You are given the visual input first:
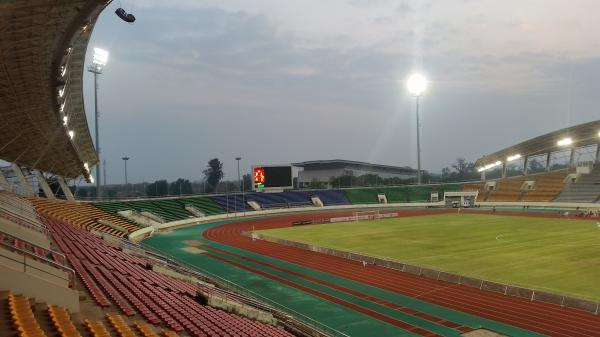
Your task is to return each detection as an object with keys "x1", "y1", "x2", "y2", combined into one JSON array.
[
  {"x1": 169, "y1": 178, "x2": 192, "y2": 195},
  {"x1": 242, "y1": 173, "x2": 252, "y2": 191},
  {"x1": 528, "y1": 159, "x2": 545, "y2": 173},
  {"x1": 203, "y1": 158, "x2": 223, "y2": 193},
  {"x1": 146, "y1": 180, "x2": 169, "y2": 196}
]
